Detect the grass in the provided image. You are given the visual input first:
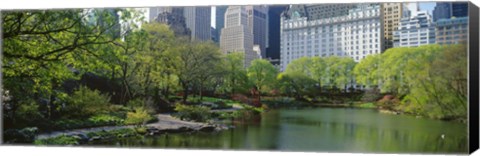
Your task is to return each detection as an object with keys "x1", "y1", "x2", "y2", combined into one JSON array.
[{"x1": 355, "y1": 102, "x2": 377, "y2": 109}]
